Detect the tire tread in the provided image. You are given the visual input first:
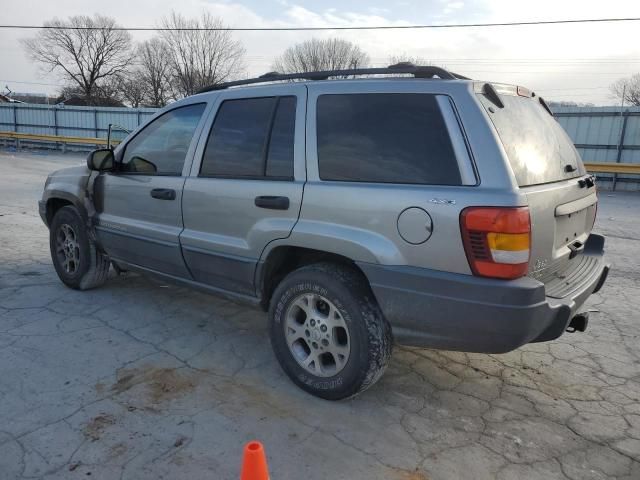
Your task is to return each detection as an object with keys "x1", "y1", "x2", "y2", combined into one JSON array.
[
  {"x1": 50, "y1": 206, "x2": 109, "y2": 291},
  {"x1": 269, "y1": 262, "x2": 392, "y2": 400}
]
